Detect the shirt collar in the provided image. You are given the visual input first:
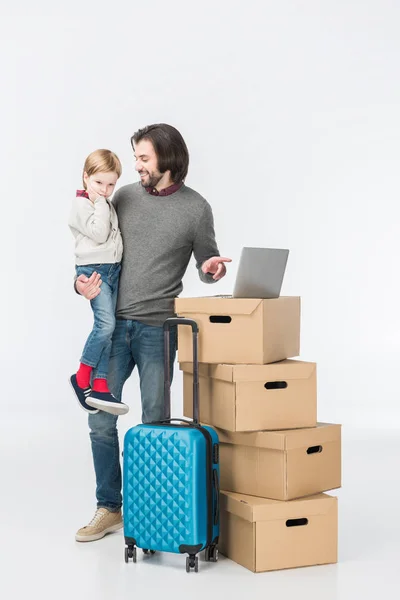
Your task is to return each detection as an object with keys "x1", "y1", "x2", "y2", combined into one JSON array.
[
  {"x1": 76, "y1": 189, "x2": 89, "y2": 199},
  {"x1": 145, "y1": 182, "x2": 183, "y2": 197}
]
